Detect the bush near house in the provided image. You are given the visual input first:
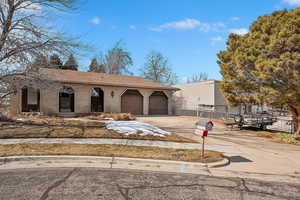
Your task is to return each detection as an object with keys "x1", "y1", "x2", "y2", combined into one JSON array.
[{"x1": 88, "y1": 113, "x2": 136, "y2": 121}]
